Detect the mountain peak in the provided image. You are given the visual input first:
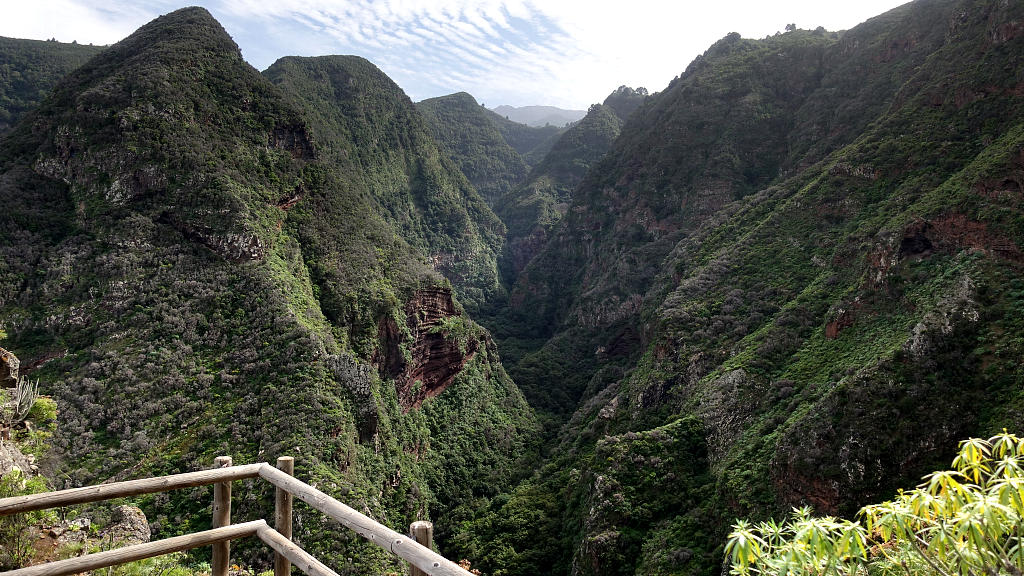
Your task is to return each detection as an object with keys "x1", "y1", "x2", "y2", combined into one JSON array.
[
  {"x1": 108, "y1": 6, "x2": 240, "y2": 62},
  {"x1": 419, "y1": 91, "x2": 479, "y2": 107}
]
